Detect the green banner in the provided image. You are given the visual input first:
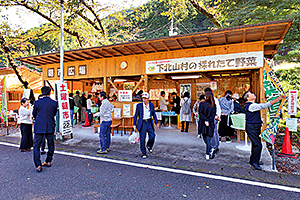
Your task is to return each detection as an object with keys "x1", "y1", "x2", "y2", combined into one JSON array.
[{"x1": 261, "y1": 61, "x2": 284, "y2": 145}]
